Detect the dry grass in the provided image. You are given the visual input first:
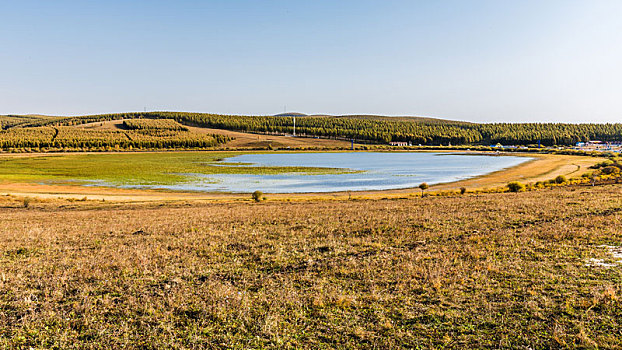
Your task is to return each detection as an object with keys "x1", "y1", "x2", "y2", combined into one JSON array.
[
  {"x1": 0, "y1": 185, "x2": 621, "y2": 348},
  {"x1": 186, "y1": 126, "x2": 352, "y2": 149}
]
